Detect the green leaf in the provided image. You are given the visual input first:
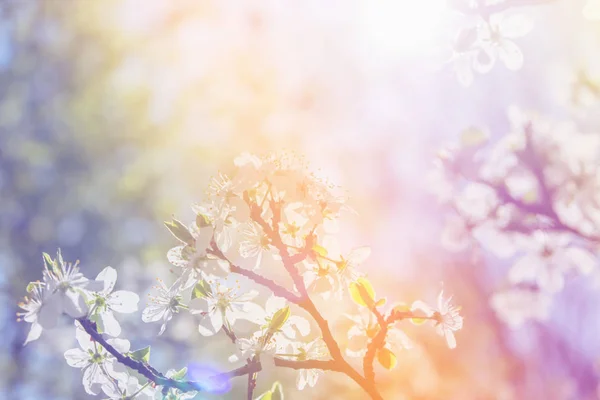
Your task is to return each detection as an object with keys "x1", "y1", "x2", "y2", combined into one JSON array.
[
  {"x1": 377, "y1": 347, "x2": 397, "y2": 370},
  {"x1": 192, "y1": 280, "x2": 213, "y2": 299},
  {"x1": 349, "y1": 278, "x2": 375, "y2": 308},
  {"x1": 255, "y1": 381, "x2": 284, "y2": 400},
  {"x1": 269, "y1": 306, "x2": 291, "y2": 332},
  {"x1": 129, "y1": 346, "x2": 151, "y2": 363},
  {"x1": 171, "y1": 367, "x2": 187, "y2": 381},
  {"x1": 196, "y1": 213, "x2": 211, "y2": 228},
  {"x1": 164, "y1": 218, "x2": 195, "y2": 246},
  {"x1": 255, "y1": 391, "x2": 273, "y2": 400}
]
